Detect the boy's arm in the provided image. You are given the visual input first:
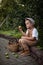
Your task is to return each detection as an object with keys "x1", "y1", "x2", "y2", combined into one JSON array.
[
  {"x1": 20, "y1": 30, "x2": 26, "y2": 36},
  {"x1": 22, "y1": 36, "x2": 36, "y2": 41},
  {"x1": 18, "y1": 26, "x2": 26, "y2": 36}
]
